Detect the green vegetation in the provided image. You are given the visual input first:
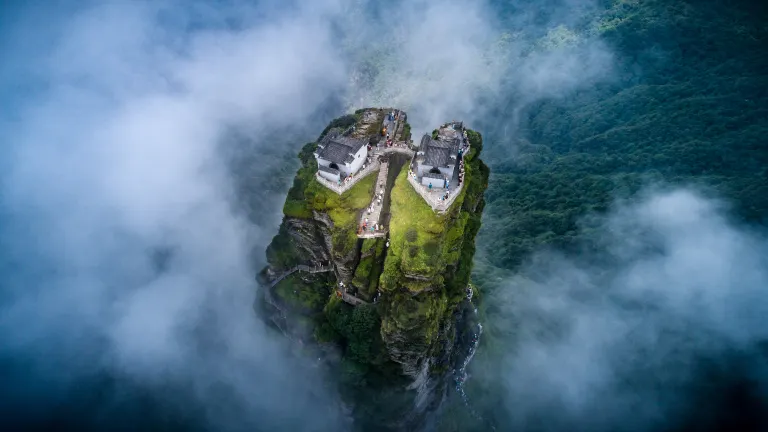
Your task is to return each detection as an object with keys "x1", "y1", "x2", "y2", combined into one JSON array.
[
  {"x1": 274, "y1": 272, "x2": 332, "y2": 312},
  {"x1": 265, "y1": 223, "x2": 301, "y2": 269},
  {"x1": 478, "y1": 0, "x2": 768, "y2": 272},
  {"x1": 353, "y1": 238, "x2": 386, "y2": 300},
  {"x1": 307, "y1": 172, "x2": 375, "y2": 257},
  {"x1": 270, "y1": 125, "x2": 377, "y2": 266},
  {"x1": 318, "y1": 113, "x2": 359, "y2": 141},
  {"x1": 264, "y1": 115, "x2": 490, "y2": 427},
  {"x1": 266, "y1": 0, "x2": 766, "y2": 428},
  {"x1": 266, "y1": 111, "x2": 389, "y2": 361},
  {"x1": 280, "y1": 142, "x2": 318, "y2": 220},
  {"x1": 401, "y1": 122, "x2": 411, "y2": 142},
  {"x1": 378, "y1": 130, "x2": 489, "y2": 375},
  {"x1": 382, "y1": 168, "x2": 447, "y2": 288},
  {"x1": 324, "y1": 298, "x2": 388, "y2": 365},
  {"x1": 457, "y1": 2, "x2": 768, "y2": 428},
  {"x1": 382, "y1": 135, "x2": 487, "y2": 296}
]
